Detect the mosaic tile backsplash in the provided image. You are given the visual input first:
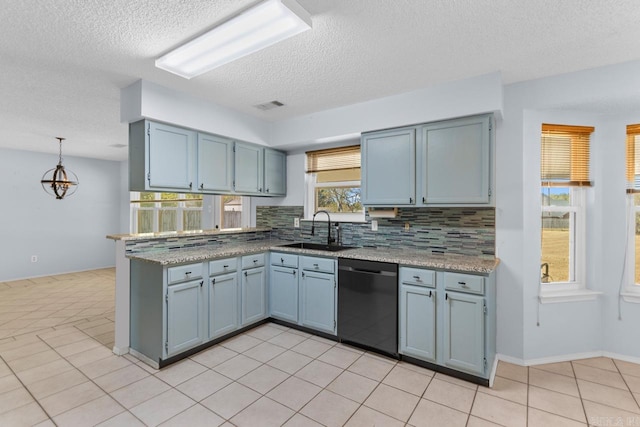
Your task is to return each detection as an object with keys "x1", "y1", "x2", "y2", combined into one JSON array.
[{"x1": 256, "y1": 206, "x2": 495, "y2": 257}]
